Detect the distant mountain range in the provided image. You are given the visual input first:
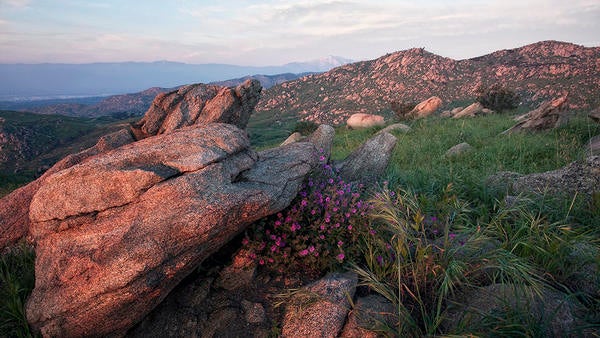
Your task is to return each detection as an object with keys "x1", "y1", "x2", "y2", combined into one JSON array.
[
  {"x1": 256, "y1": 41, "x2": 600, "y2": 125},
  {"x1": 0, "y1": 56, "x2": 352, "y2": 100},
  {"x1": 0, "y1": 72, "x2": 314, "y2": 118}
]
